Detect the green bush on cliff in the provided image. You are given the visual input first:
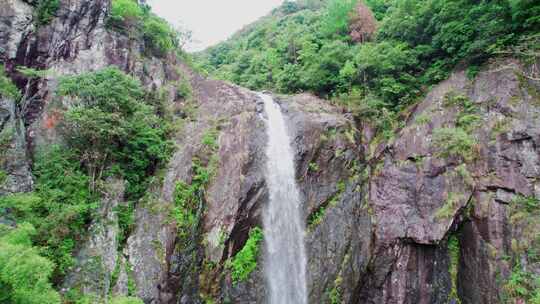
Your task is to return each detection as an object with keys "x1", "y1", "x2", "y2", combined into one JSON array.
[
  {"x1": 34, "y1": 0, "x2": 60, "y2": 25},
  {"x1": 142, "y1": 14, "x2": 178, "y2": 57},
  {"x1": 433, "y1": 127, "x2": 477, "y2": 162},
  {"x1": 172, "y1": 160, "x2": 209, "y2": 241},
  {"x1": 109, "y1": 0, "x2": 180, "y2": 57},
  {"x1": 0, "y1": 147, "x2": 98, "y2": 280},
  {"x1": 109, "y1": 0, "x2": 143, "y2": 27},
  {"x1": 0, "y1": 223, "x2": 61, "y2": 304},
  {"x1": 57, "y1": 67, "x2": 173, "y2": 199},
  {"x1": 228, "y1": 227, "x2": 263, "y2": 283},
  {"x1": 0, "y1": 65, "x2": 21, "y2": 101}
]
